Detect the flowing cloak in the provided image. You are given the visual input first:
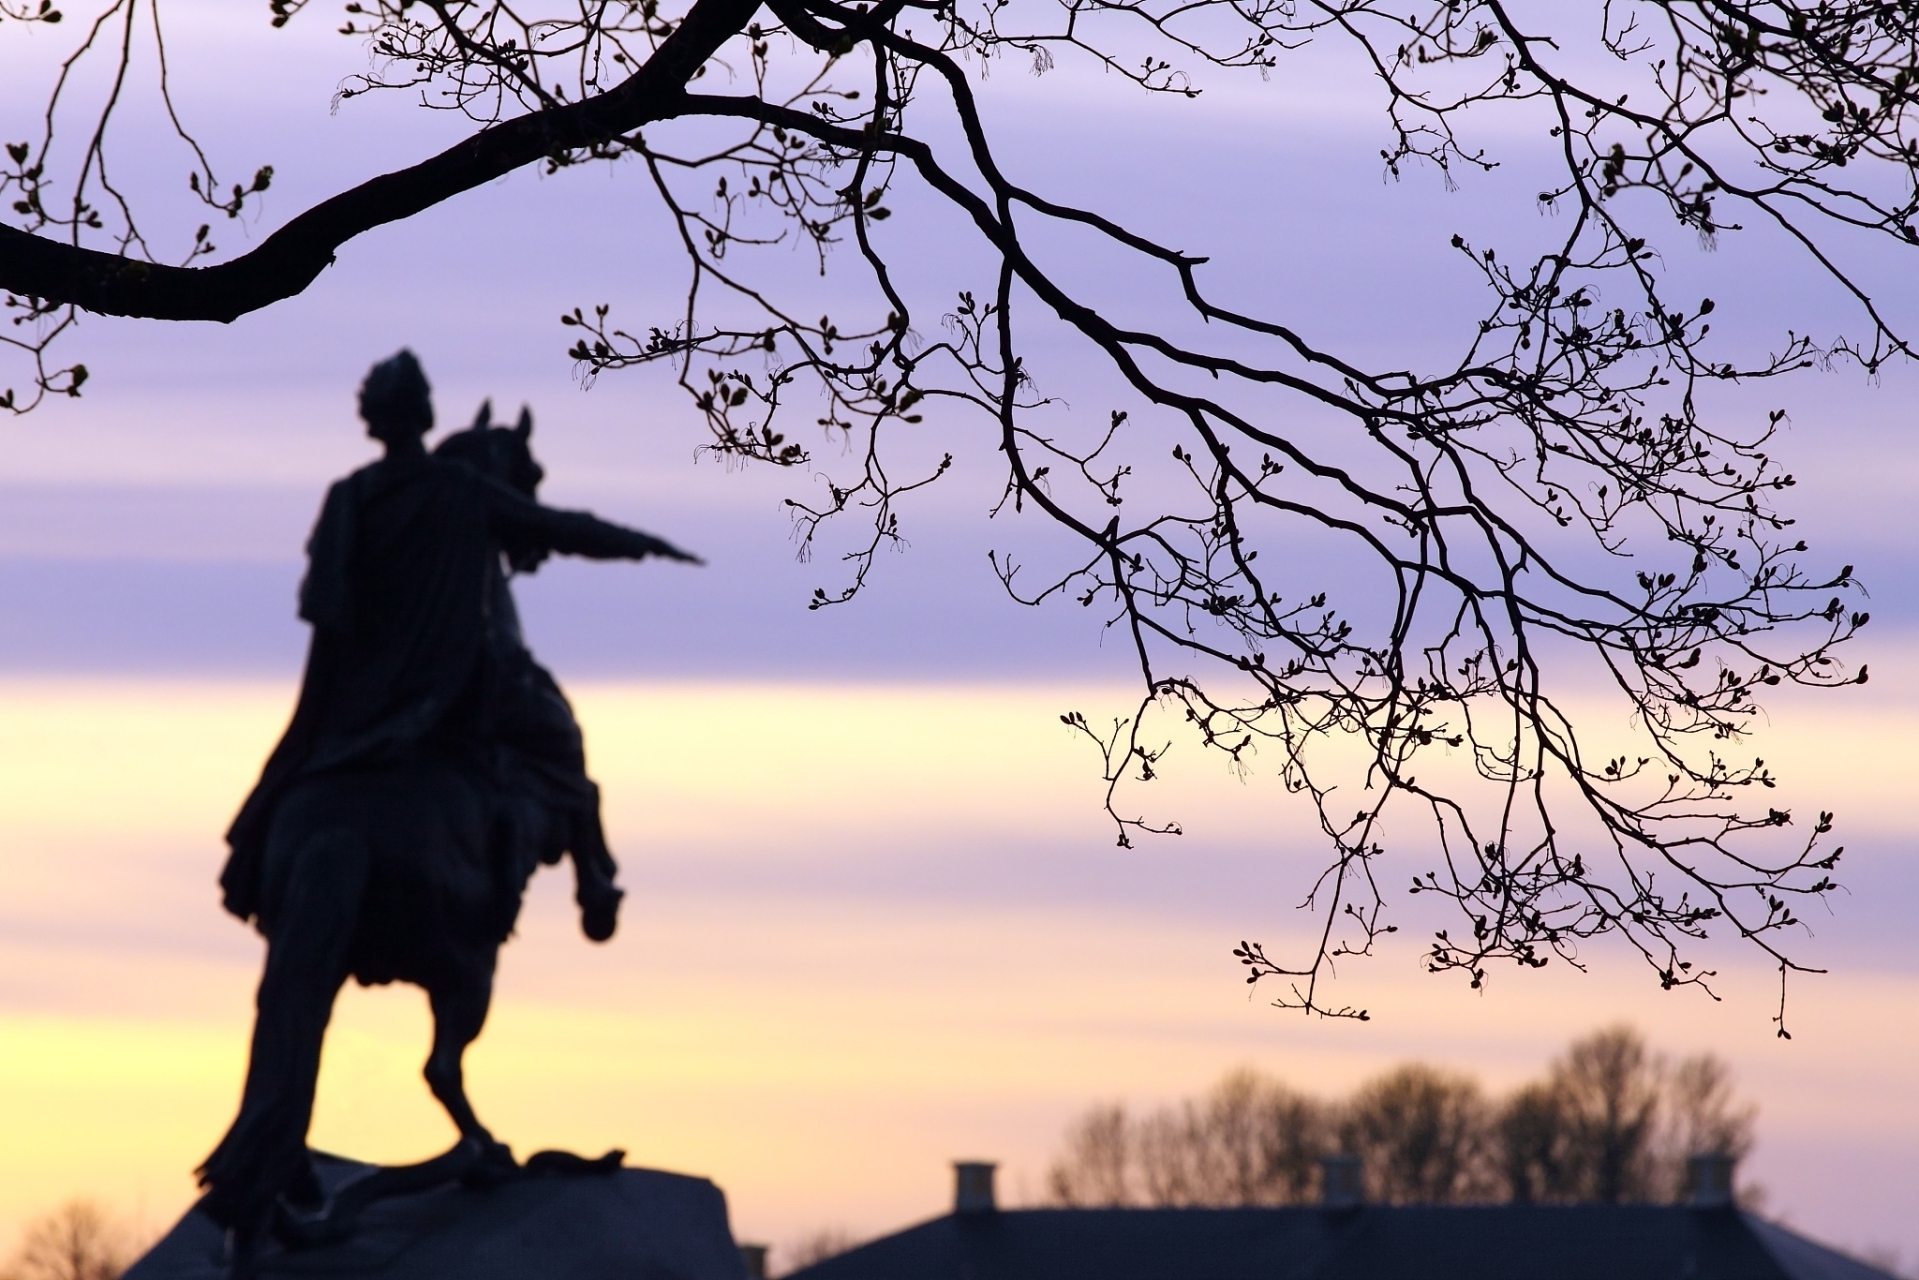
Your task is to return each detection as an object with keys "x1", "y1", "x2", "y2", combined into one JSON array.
[{"x1": 221, "y1": 452, "x2": 664, "y2": 925}]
